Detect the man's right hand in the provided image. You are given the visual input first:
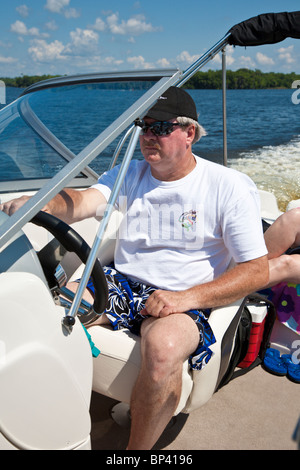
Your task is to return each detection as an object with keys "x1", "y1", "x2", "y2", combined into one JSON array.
[{"x1": 0, "y1": 195, "x2": 31, "y2": 216}]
